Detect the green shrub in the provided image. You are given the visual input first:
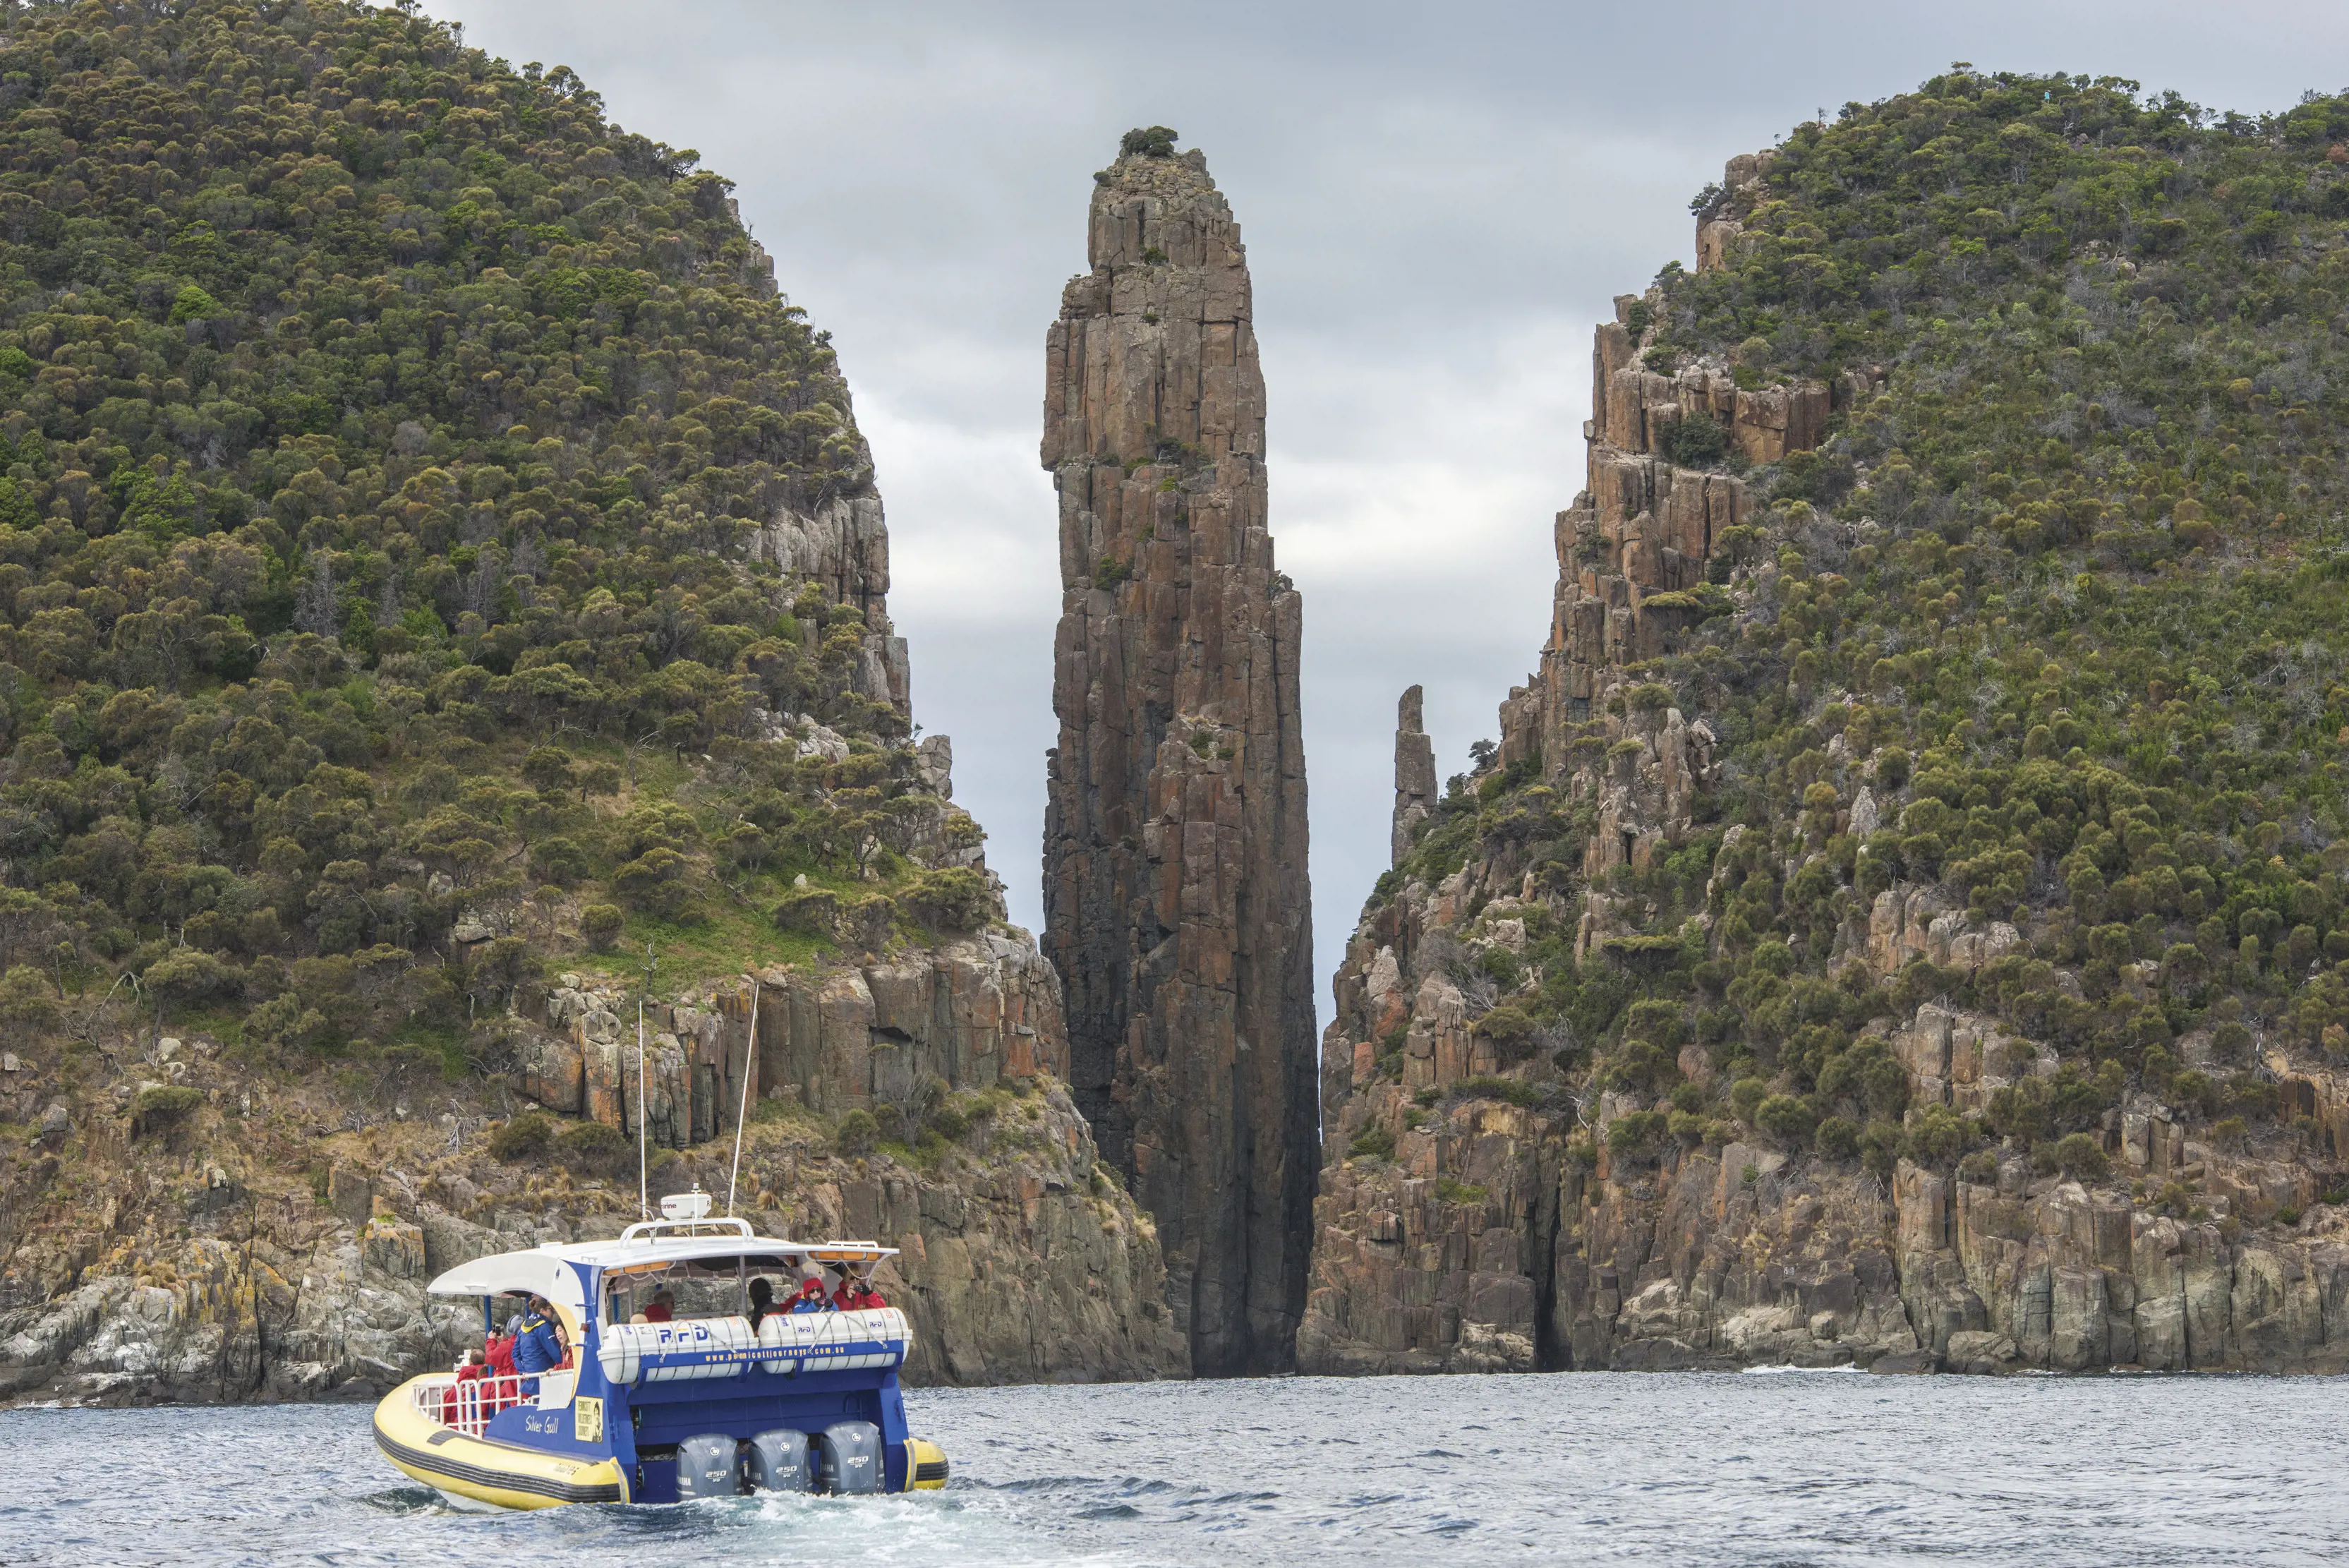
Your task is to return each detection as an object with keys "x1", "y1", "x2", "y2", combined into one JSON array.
[
  {"x1": 521, "y1": 747, "x2": 576, "y2": 795},
  {"x1": 1453, "y1": 1074, "x2": 1542, "y2": 1108},
  {"x1": 0, "y1": 969, "x2": 59, "y2": 1032},
  {"x1": 773, "y1": 888, "x2": 841, "y2": 936},
  {"x1": 490, "y1": 1112, "x2": 554, "y2": 1162},
  {"x1": 1813, "y1": 1115, "x2": 1860, "y2": 1160},
  {"x1": 555, "y1": 1120, "x2": 630, "y2": 1178},
  {"x1": 1859, "y1": 1120, "x2": 1903, "y2": 1179},
  {"x1": 1658, "y1": 412, "x2": 1728, "y2": 469},
  {"x1": 581, "y1": 904, "x2": 625, "y2": 952},
  {"x1": 2051, "y1": 1132, "x2": 2109, "y2": 1182},
  {"x1": 902, "y1": 867, "x2": 993, "y2": 931},
  {"x1": 2168, "y1": 1069, "x2": 2218, "y2": 1119},
  {"x1": 612, "y1": 848, "x2": 701, "y2": 917},
  {"x1": 1625, "y1": 682, "x2": 1677, "y2": 714},
  {"x1": 1347, "y1": 1123, "x2": 1396, "y2": 1161},
  {"x1": 1957, "y1": 1149, "x2": 1999, "y2": 1184},
  {"x1": 926, "y1": 1093, "x2": 1001, "y2": 1144},
  {"x1": 1900, "y1": 1104, "x2": 1983, "y2": 1168},
  {"x1": 1478, "y1": 947, "x2": 1526, "y2": 993},
  {"x1": 835, "y1": 1108, "x2": 880, "y2": 1157},
  {"x1": 1120, "y1": 125, "x2": 1178, "y2": 158},
  {"x1": 532, "y1": 837, "x2": 591, "y2": 886},
  {"x1": 1754, "y1": 1094, "x2": 1817, "y2": 1147},
  {"x1": 1729, "y1": 1076, "x2": 1770, "y2": 1123},
  {"x1": 1607, "y1": 1110, "x2": 1671, "y2": 1162}
]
